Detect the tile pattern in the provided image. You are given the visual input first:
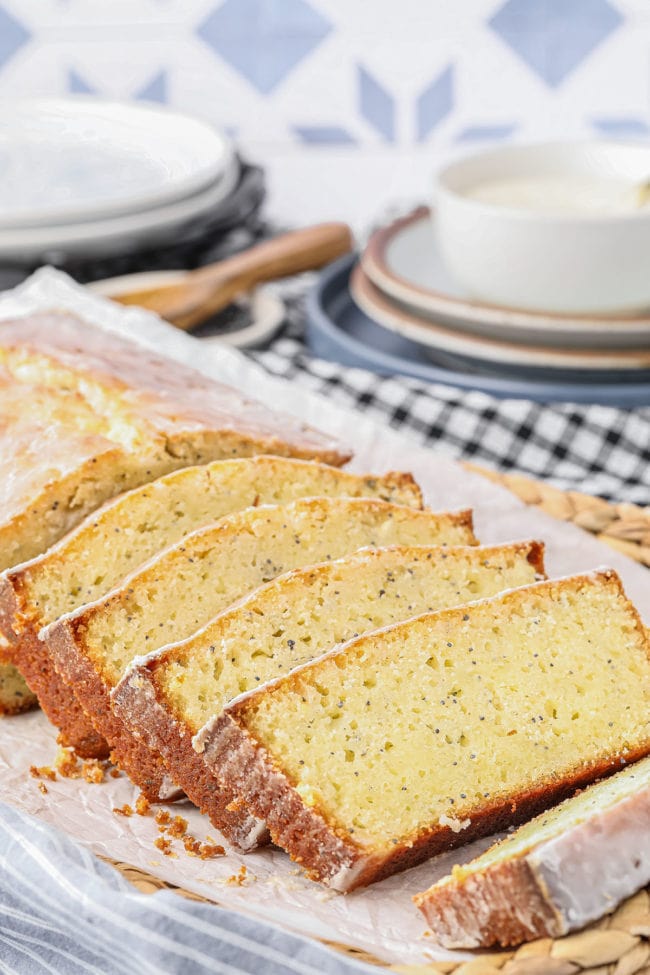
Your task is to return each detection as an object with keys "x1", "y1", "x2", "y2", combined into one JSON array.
[
  {"x1": 0, "y1": 0, "x2": 644, "y2": 225},
  {"x1": 489, "y1": 0, "x2": 624, "y2": 87},
  {"x1": 197, "y1": 0, "x2": 332, "y2": 94}
]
